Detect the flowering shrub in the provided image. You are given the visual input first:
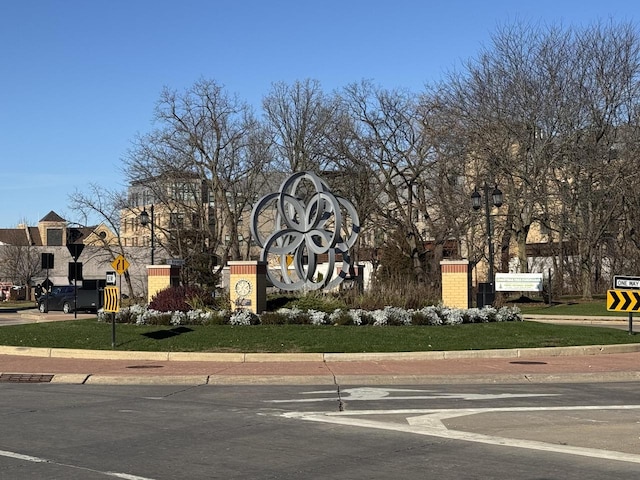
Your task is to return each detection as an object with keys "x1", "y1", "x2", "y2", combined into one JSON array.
[
  {"x1": 329, "y1": 308, "x2": 352, "y2": 325},
  {"x1": 465, "y1": 307, "x2": 496, "y2": 323},
  {"x1": 308, "y1": 309, "x2": 327, "y2": 325},
  {"x1": 415, "y1": 305, "x2": 443, "y2": 326},
  {"x1": 496, "y1": 305, "x2": 522, "y2": 322},
  {"x1": 348, "y1": 309, "x2": 368, "y2": 326},
  {"x1": 101, "y1": 304, "x2": 522, "y2": 327},
  {"x1": 371, "y1": 308, "x2": 388, "y2": 326},
  {"x1": 229, "y1": 309, "x2": 256, "y2": 326},
  {"x1": 442, "y1": 308, "x2": 464, "y2": 325}
]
